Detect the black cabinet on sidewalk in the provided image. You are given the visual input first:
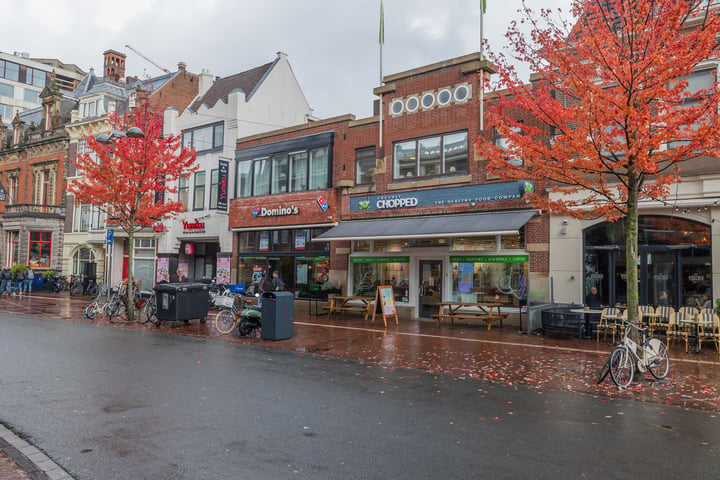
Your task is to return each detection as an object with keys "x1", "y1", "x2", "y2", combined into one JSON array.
[{"x1": 155, "y1": 283, "x2": 209, "y2": 322}]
